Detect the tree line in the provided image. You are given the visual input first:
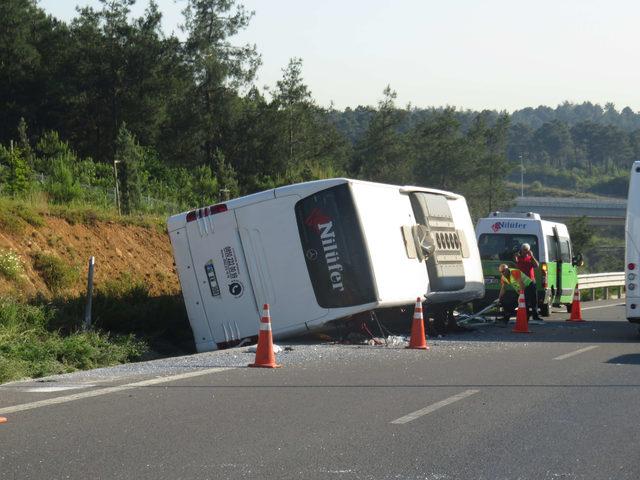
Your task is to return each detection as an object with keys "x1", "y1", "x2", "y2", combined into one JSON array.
[{"x1": 1, "y1": 0, "x2": 638, "y2": 220}]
